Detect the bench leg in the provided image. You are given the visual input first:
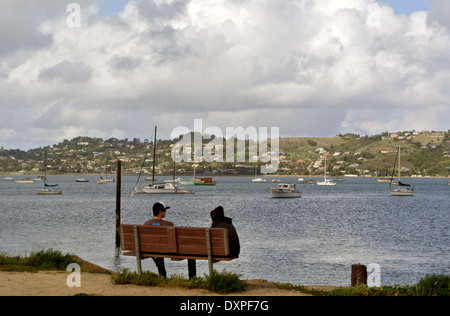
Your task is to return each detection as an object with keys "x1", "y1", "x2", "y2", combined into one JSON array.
[
  {"x1": 188, "y1": 259, "x2": 196, "y2": 279},
  {"x1": 206, "y1": 229, "x2": 214, "y2": 276},
  {"x1": 134, "y1": 226, "x2": 142, "y2": 275},
  {"x1": 136, "y1": 256, "x2": 142, "y2": 275}
]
